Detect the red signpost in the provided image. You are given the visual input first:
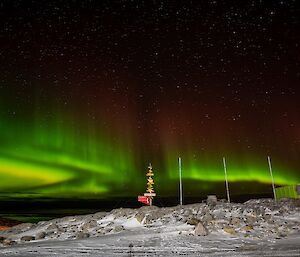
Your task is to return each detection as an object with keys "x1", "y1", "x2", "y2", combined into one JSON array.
[{"x1": 138, "y1": 196, "x2": 150, "y2": 205}]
